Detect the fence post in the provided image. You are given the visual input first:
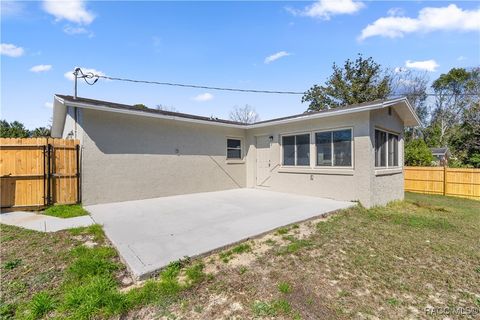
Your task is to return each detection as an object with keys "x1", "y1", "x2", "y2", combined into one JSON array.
[
  {"x1": 76, "y1": 144, "x2": 81, "y2": 204},
  {"x1": 46, "y1": 144, "x2": 51, "y2": 205},
  {"x1": 443, "y1": 165, "x2": 447, "y2": 196},
  {"x1": 43, "y1": 145, "x2": 47, "y2": 206}
]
